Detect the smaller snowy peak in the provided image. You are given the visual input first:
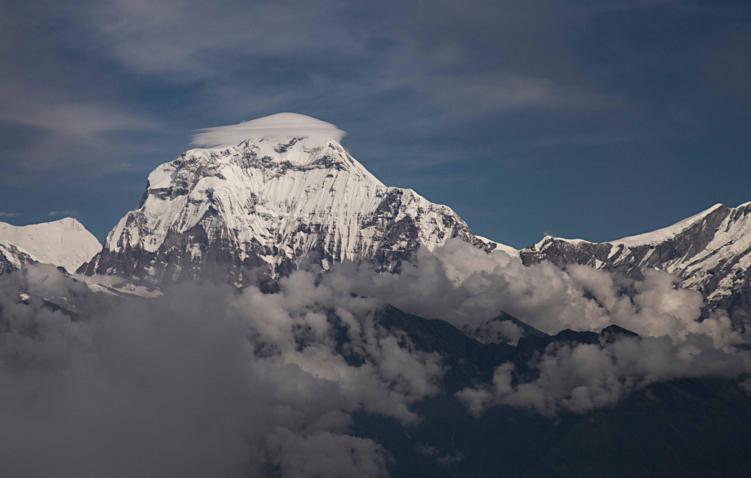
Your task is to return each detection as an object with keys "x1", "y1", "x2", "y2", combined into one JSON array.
[
  {"x1": 191, "y1": 112, "x2": 346, "y2": 148},
  {"x1": 530, "y1": 235, "x2": 555, "y2": 251},
  {"x1": 531, "y1": 235, "x2": 590, "y2": 251},
  {"x1": 528, "y1": 203, "x2": 730, "y2": 251},
  {"x1": 612, "y1": 203, "x2": 726, "y2": 247},
  {"x1": 0, "y1": 218, "x2": 101, "y2": 272},
  {"x1": 475, "y1": 235, "x2": 519, "y2": 257}
]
